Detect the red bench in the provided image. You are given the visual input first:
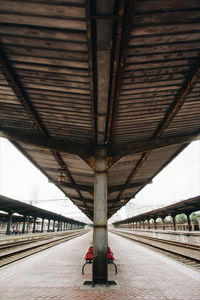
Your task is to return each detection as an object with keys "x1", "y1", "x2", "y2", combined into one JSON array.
[{"x1": 82, "y1": 246, "x2": 117, "y2": 275}]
